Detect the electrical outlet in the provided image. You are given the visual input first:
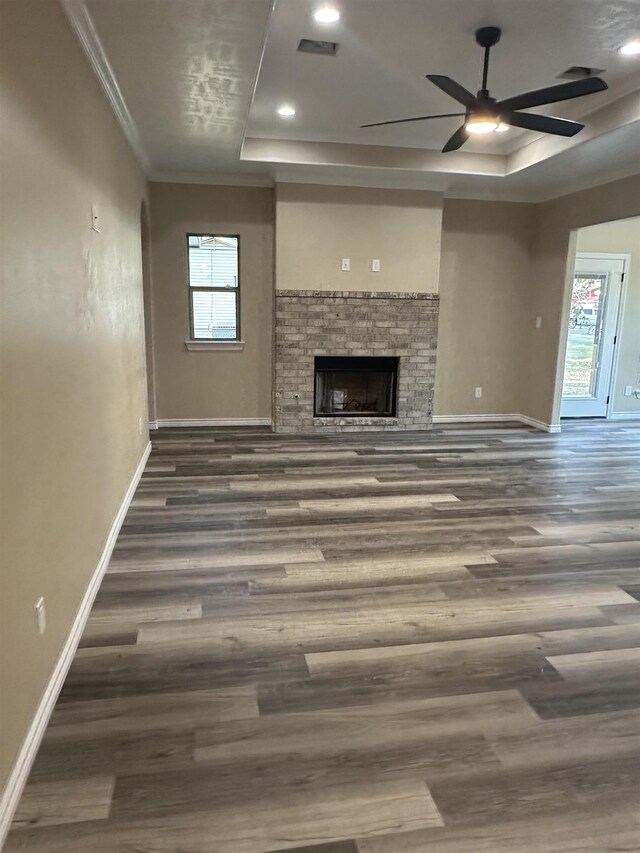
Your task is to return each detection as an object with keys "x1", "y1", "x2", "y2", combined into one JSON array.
[
  {"x1": 341, "y1": 258, "x2": 350, "y2": 271},
  {"x1": 35, "y1": 597, "x2": 46, "y2": 635},
  {"x1": 624, "y1": 385, "x2": 633, "y2": 397},
  {"x1": 371, "y1": 259, "x2": 381, "y2": 272},
  {"x1": 475, "y1": 387, "x2": 482, "y2": 398}
]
